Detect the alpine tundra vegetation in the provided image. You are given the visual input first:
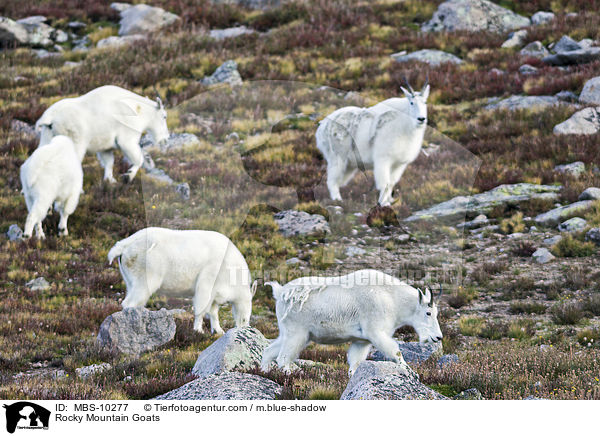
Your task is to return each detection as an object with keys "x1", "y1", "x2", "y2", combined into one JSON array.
[{"x1": 1, "y1": 0, "x2": 600, "y2": 400}]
